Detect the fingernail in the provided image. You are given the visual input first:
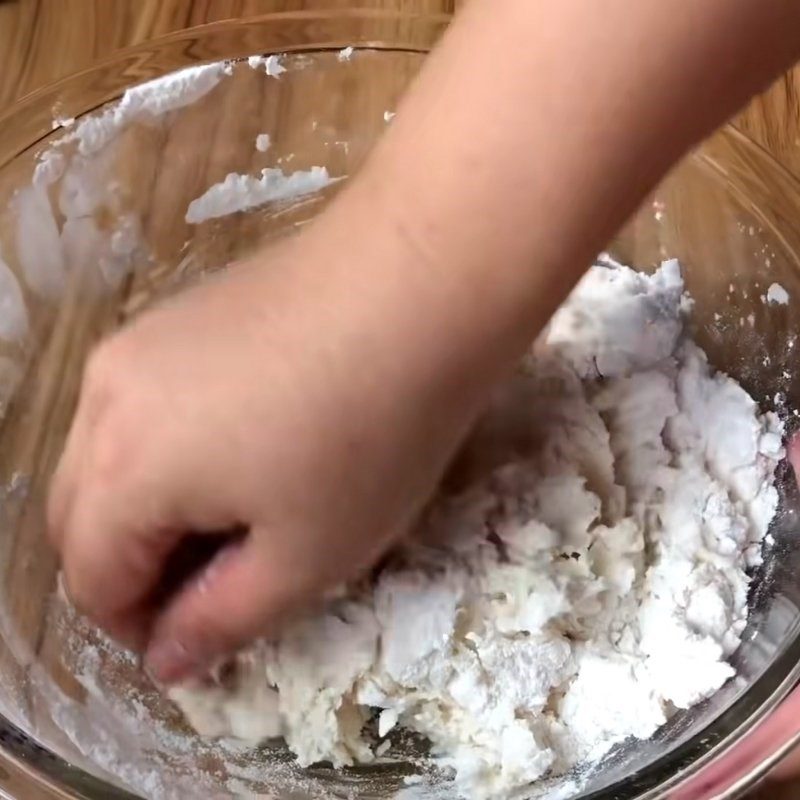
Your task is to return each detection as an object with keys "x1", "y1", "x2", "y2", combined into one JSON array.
[{"x1": 145, "y1": 639, "x2": 201, "y2": 685}]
